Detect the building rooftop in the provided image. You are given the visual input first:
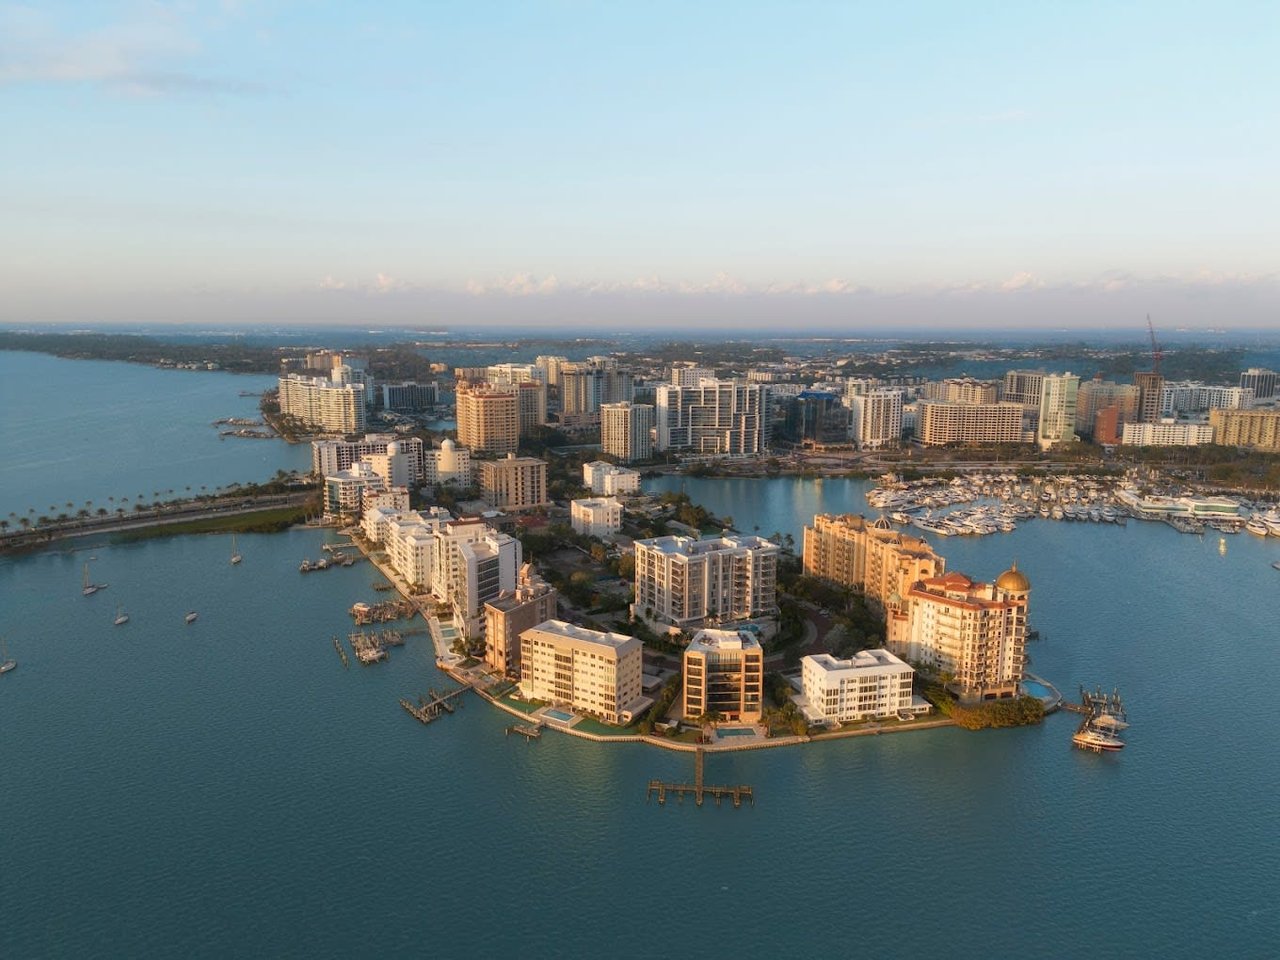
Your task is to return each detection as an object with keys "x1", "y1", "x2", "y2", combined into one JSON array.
[
  {"x1": 687, "y1": 628, "x2": 761, "y2": 654},
  {"x1": 524, "y1": 619, "x2": 638, "y2": 652},
  {"x1": 805, "y1": 649, "x2": 909, "y2": 672},
  {"x1": 636, "y1": 534, "x2": 778, "y2": 556}
]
